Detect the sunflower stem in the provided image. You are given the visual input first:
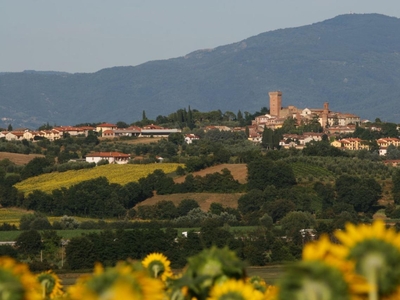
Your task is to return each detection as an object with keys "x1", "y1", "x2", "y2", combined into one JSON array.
[
  {"x1": 367, "y1": 267, "x2": 378, "y2": 300},
  {"x1": 152, "y1": 264, "x2": 160, "y2": 279},
  {"x1": 41, "y1": 279, "x2": 49, "y2": 299}
]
